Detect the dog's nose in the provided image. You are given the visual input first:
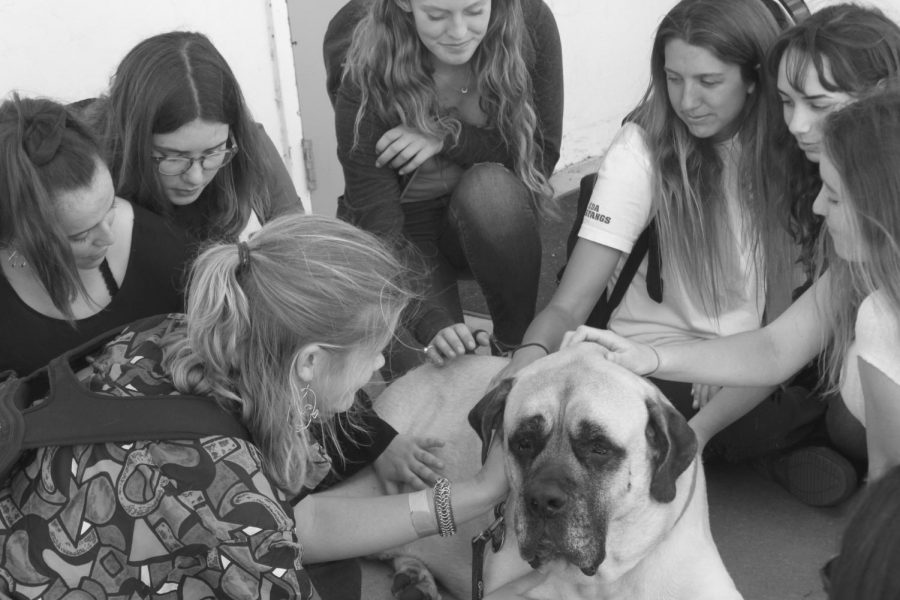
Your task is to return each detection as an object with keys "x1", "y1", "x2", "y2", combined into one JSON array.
[{"x1": 525, "y1": 480, "x2": 568, "y2": 518}]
